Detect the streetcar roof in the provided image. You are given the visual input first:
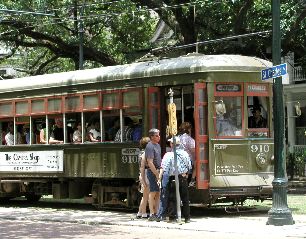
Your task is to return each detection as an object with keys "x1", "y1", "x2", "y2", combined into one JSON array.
[{"x1": 0, "y1": 54, "x2": 272, "y2": 94}]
